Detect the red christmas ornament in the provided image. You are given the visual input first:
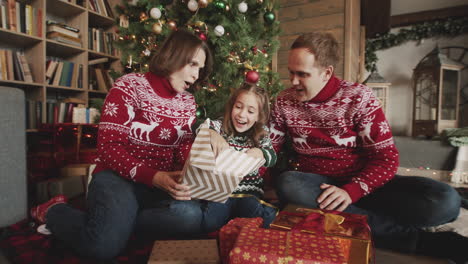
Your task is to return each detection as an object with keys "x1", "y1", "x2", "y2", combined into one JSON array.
[
  {"x1": 251, "y1": 46, "x2": 258, "y2": 54},
  {"x1": 245, "y1": 70, "x2": 259, "y2": 83},
  {"x1": 198, "y1": 32, "x2": 207, "y2": 41}
]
